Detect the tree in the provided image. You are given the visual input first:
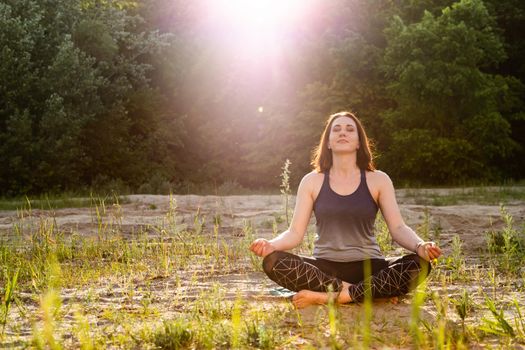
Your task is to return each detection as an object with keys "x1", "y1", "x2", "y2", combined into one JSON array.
[
  {"x1": 0, "y1": 0, "x2": 184, "y2": 195},
  {"x1": 381, "y1": 0, "x2": 518, "y2": 183},
  {"x1": 483, "y1": 0, "x2": 525, "y2": 179}
]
